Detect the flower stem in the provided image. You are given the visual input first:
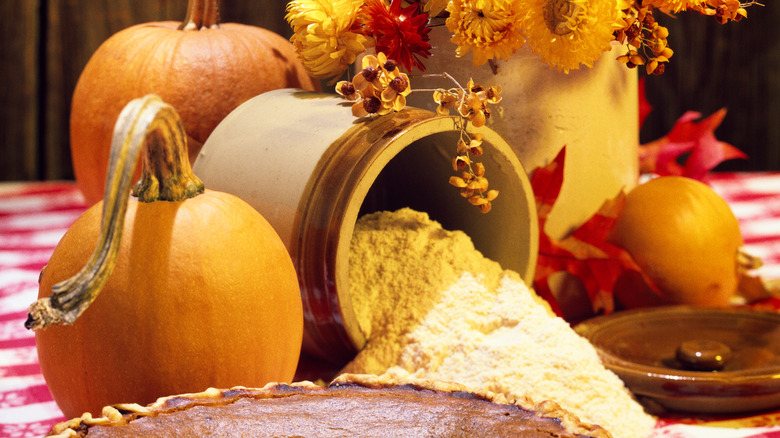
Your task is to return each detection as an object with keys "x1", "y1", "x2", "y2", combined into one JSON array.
[{"x1": 414, "y1": 72, "x2": 465, "y2": 90}]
